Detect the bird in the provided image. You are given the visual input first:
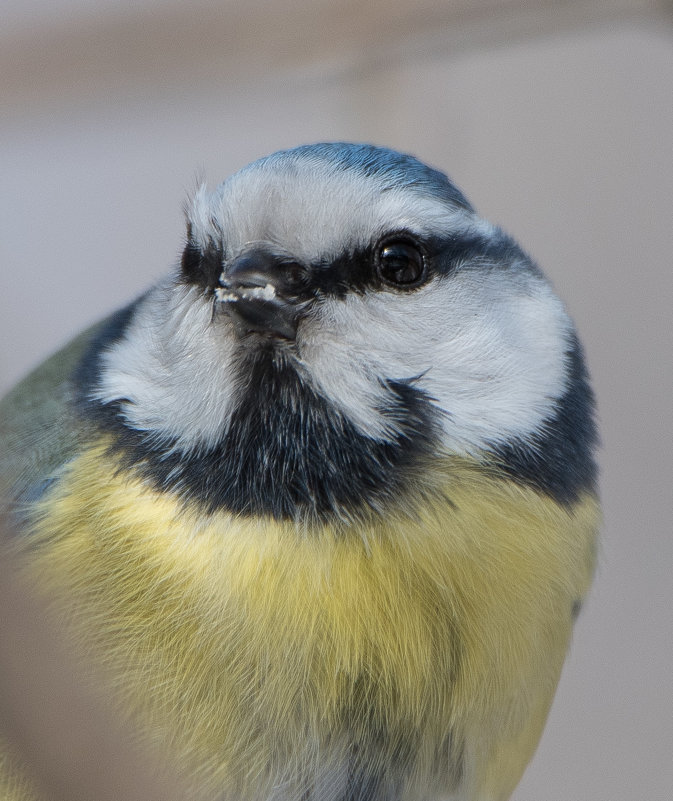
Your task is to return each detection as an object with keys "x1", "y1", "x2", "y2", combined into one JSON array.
[{"x1": 0, "y1": 143, "x2": 599, "y2": 801}]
